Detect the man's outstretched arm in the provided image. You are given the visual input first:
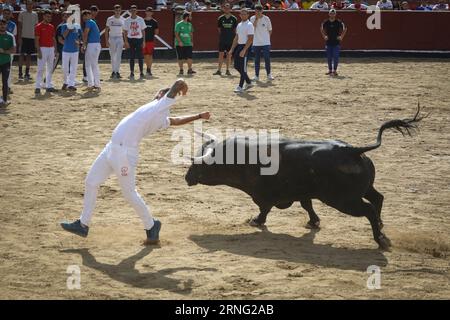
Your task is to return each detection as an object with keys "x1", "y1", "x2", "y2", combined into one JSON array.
[{"x1": 169, "y1": 112, "x2": 210, "y2": 126}]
